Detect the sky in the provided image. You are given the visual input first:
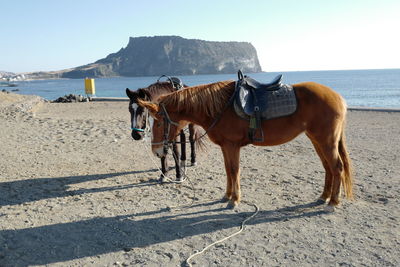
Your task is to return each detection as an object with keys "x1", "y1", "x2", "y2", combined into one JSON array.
[{"x1": 1, "y1": 0, "x2": 400, "y2": 73}]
